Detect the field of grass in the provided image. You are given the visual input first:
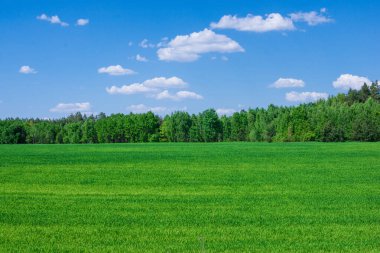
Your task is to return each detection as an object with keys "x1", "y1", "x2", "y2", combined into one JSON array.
[{"x1": 0, "y1": 143, "x2": 379, "y2": 252}]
